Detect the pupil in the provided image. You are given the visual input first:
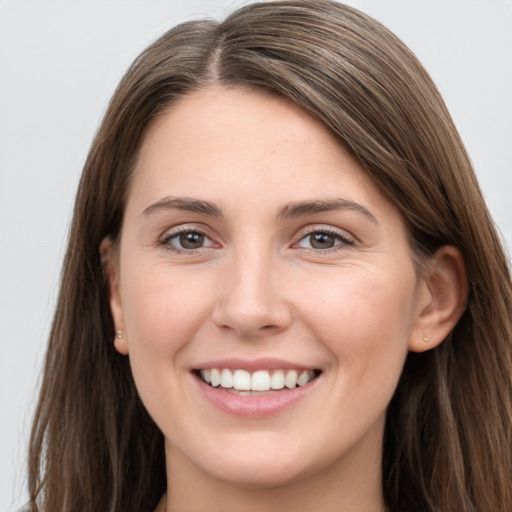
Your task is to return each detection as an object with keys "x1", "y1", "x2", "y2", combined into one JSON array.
[
  {"x1": 311, "y1": 233, "x2": 334, "y2": 249},
  {"x1": 180, "y1": 232, "x2": 204, "y2": 249}
]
